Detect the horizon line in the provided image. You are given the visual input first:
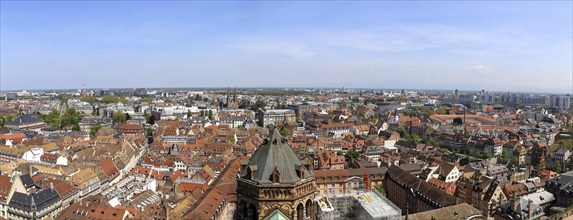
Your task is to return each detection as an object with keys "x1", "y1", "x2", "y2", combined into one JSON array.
[{"x1": 1, "y1": 86, "x2": 571, "y2": 96}]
